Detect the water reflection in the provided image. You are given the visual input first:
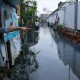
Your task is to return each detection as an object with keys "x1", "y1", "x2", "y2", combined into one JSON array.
[
  {"x1": 24, "y1": 29, "x2": 39, "y2": 47},
  {"x1": 11, "y1": 30, "x2": 39, "y2": 80},
  {"x1": 51, "y1": 30, "x2": 80, "y2": 80}
]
